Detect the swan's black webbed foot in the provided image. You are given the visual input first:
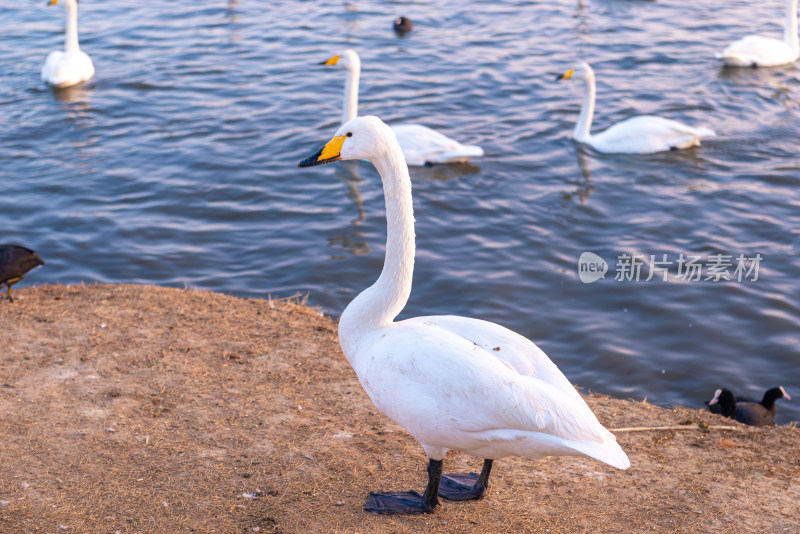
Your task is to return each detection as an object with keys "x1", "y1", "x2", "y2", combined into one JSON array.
[
  {"x1": 363, "y1": 458, "x2": 442, "y2": 515},
  {"x1": 364, "y1": 490, "x2": 433, "y2": 514},
  {"x1": 439, "y1": 473, "x2": 483, "y2": 500},
  {"x1": 438, "y1": 458, "x2": 493, "y2": 501}
]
